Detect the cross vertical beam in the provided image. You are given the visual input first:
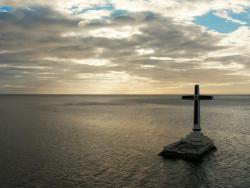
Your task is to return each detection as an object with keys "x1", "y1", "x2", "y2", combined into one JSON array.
[
  {"x1": 194, "y1": 85, "x2": 200, "y2": 131},
  {"x1": 182, "y1": 85, "x2": 213, "y2": 132}
]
